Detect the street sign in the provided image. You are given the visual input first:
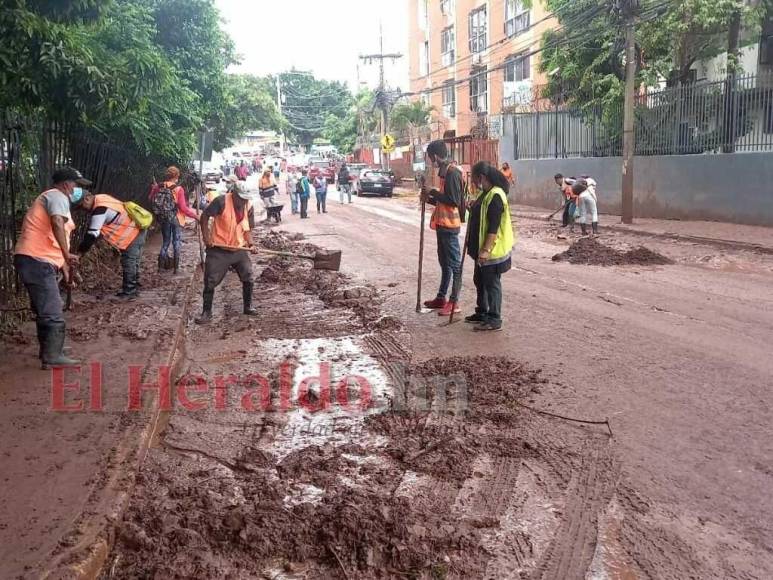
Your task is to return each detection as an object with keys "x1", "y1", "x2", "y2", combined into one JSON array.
[{"x1": 381, "y1": 134, "x2": 395, "y2": 153}]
